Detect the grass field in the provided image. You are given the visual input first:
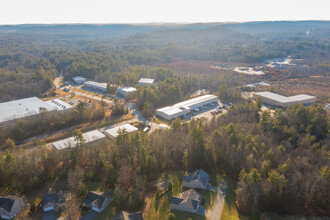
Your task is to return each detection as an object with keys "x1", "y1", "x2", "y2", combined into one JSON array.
[{"x1": 220, "y1": 177, "x2": 246, "y2": 220}]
